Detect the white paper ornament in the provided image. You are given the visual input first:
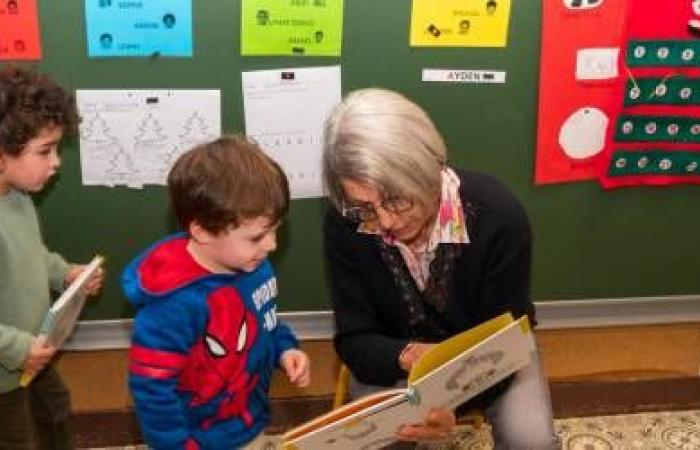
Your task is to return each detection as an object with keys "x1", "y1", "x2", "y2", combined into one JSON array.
[{"x1": 558, "y1": 107, "x2": 609, "y2": 159}]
